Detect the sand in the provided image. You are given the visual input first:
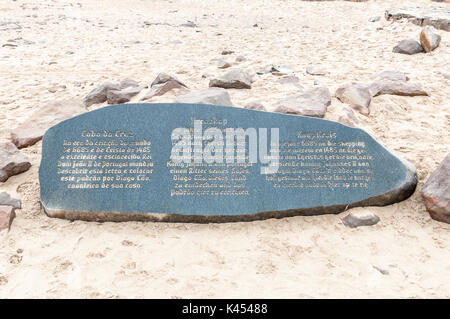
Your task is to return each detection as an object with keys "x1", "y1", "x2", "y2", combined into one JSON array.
[{"x1": 0, "y1": 0, "x2": 449, "y2": 298}]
